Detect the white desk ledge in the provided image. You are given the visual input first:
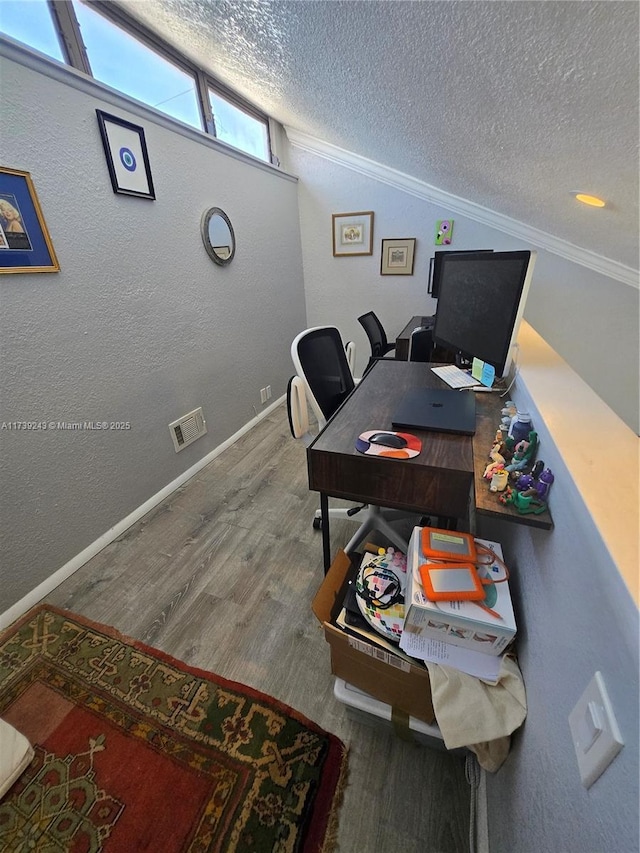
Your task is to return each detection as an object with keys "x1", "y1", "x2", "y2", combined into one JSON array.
[{"x1": 515, "y1": 321, "x2": 638, "y2": 604}]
